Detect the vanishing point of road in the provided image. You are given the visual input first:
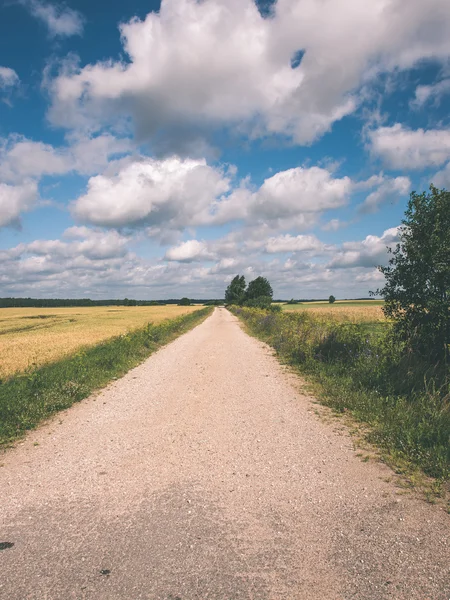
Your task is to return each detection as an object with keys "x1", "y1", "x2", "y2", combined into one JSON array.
[{"x1": 1, "y1": 308, "x2": 449, "y2": 599}]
